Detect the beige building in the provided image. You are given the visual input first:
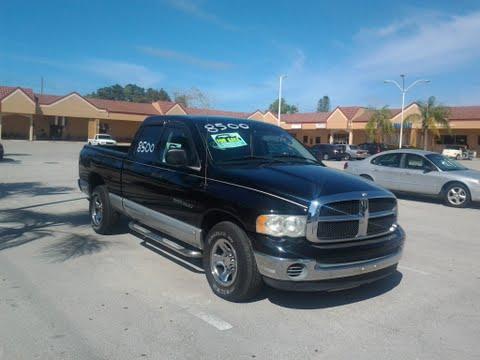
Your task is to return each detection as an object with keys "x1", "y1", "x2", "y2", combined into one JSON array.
[{"x1": 1, "y1": 85, "x2": 479, "y2": 156}]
